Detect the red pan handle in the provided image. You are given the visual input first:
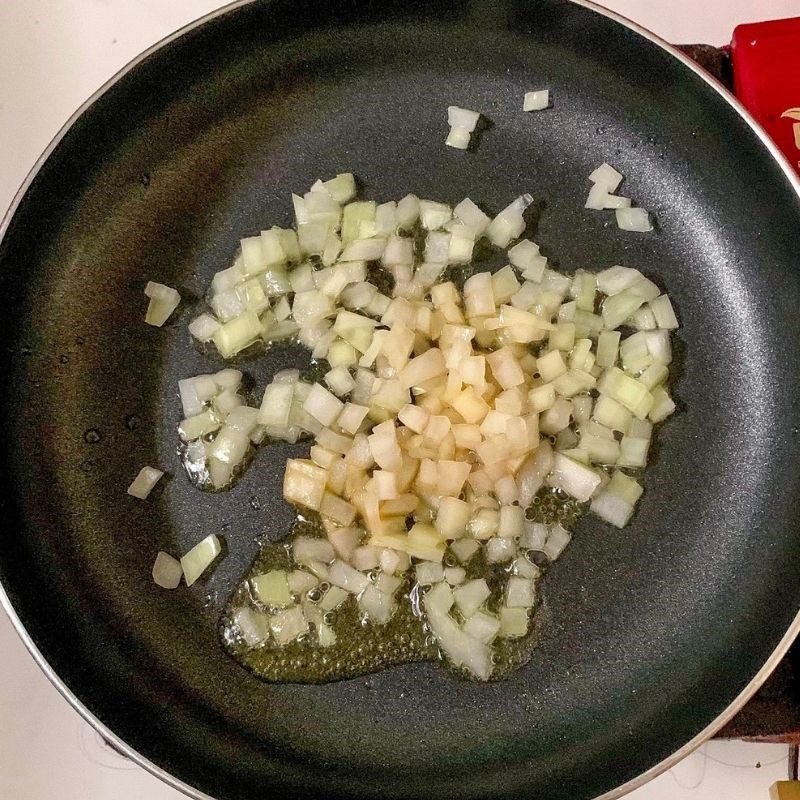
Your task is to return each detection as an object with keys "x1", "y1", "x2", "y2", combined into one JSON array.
[{"x1": 729, "y1": 17, "x2": 800, "y2": 177}]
